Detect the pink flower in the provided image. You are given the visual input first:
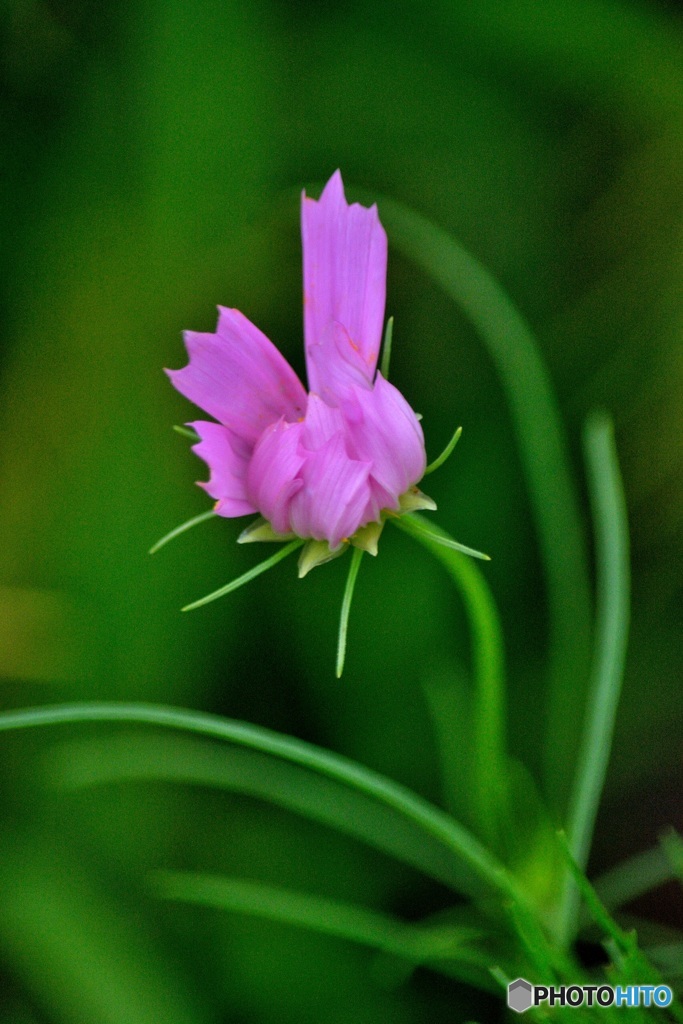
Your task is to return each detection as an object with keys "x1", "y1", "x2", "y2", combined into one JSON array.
[{"x1": 167, "y1": 171, "x2": 428, "y2": 556}]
